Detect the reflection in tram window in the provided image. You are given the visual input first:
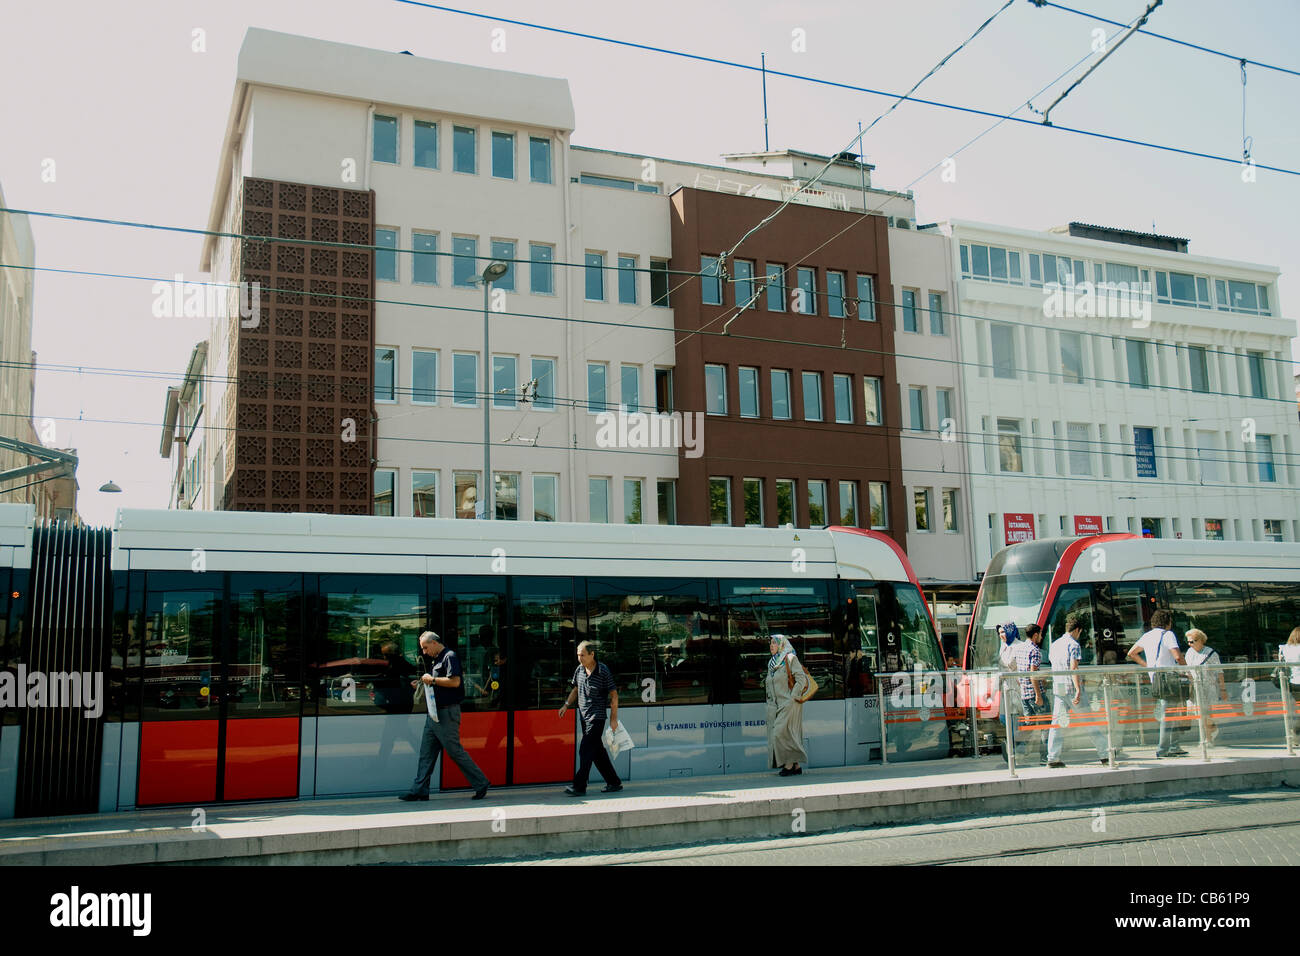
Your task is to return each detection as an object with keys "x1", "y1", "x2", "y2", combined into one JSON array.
[
  {"x1": 509, "y1": 579, "x2": 577, "y2": 710},
  {"x1": 1105, "y1": 582, "x2": 1151, "y2": 657},
  {"x1": 441, "y1": 577, "x2": 505, "y2": 713},
  {"x1": 587, "y1": 579, "x2": 714, "y2": 706},
  {"x1": 228, "y1": 575, "x2": 302, "y2": 718},
  {"x1": 894, "y1": 585, "x2": 943, "y2": 672},
  {"x1": 317, "y1": 576, "x2": 424, "y2": 716},
  {"x1": 141, "y1": 587, "x2": 221, "y2": 720},
  {"x1": 1250, "y1": 582, "x2": 1300, "y2": 663},
  {"x1": 1162, "y1": 582, "x2": 1248, "y2": 660},
  {"x1": 1047, "y1": 585, "x2": 1092, "y2": 647},
  {"x1": 719, "y1": 581, "x2": 834, "y2": 703}
]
